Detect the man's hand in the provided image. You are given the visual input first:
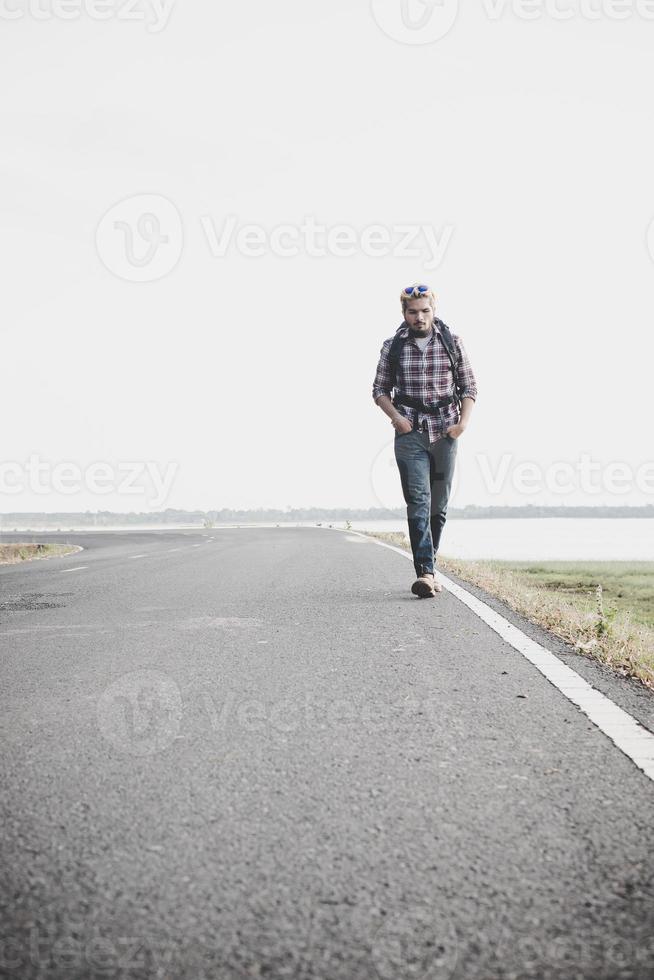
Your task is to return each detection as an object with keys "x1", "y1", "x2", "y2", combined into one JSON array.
[
  {"x1": 445, "y1": 422, "x2": 466, "y2": 439},
  {"x1": 392, "y1": 415, "x2": 413, "y2": 435},
  {"x1": 374, "y1": 395, "x2": 415, "y2": 435}
]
